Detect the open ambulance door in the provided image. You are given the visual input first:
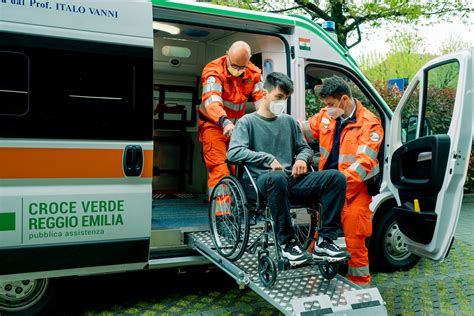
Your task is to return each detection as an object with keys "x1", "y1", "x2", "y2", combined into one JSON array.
[{"x1": 387, "y1": 49, "x2": 473, "y2": 261}]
